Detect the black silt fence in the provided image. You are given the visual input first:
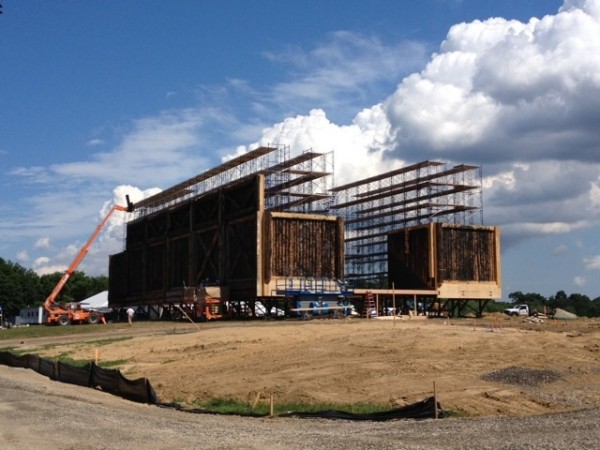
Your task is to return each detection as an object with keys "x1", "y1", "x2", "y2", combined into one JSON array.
[{"x1": 0, "y1": 351, "x2": 156, "y2": 404}]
